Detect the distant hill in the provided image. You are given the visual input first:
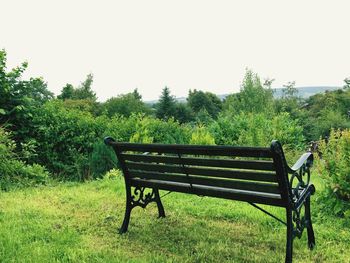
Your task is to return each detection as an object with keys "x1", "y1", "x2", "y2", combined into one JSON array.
[
  {"x1": 273, "y1": 86, "x2": 341, "y2": 98},
  {"x1": 145, "y1": 86, "x2": 342, "y2": 104}
]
